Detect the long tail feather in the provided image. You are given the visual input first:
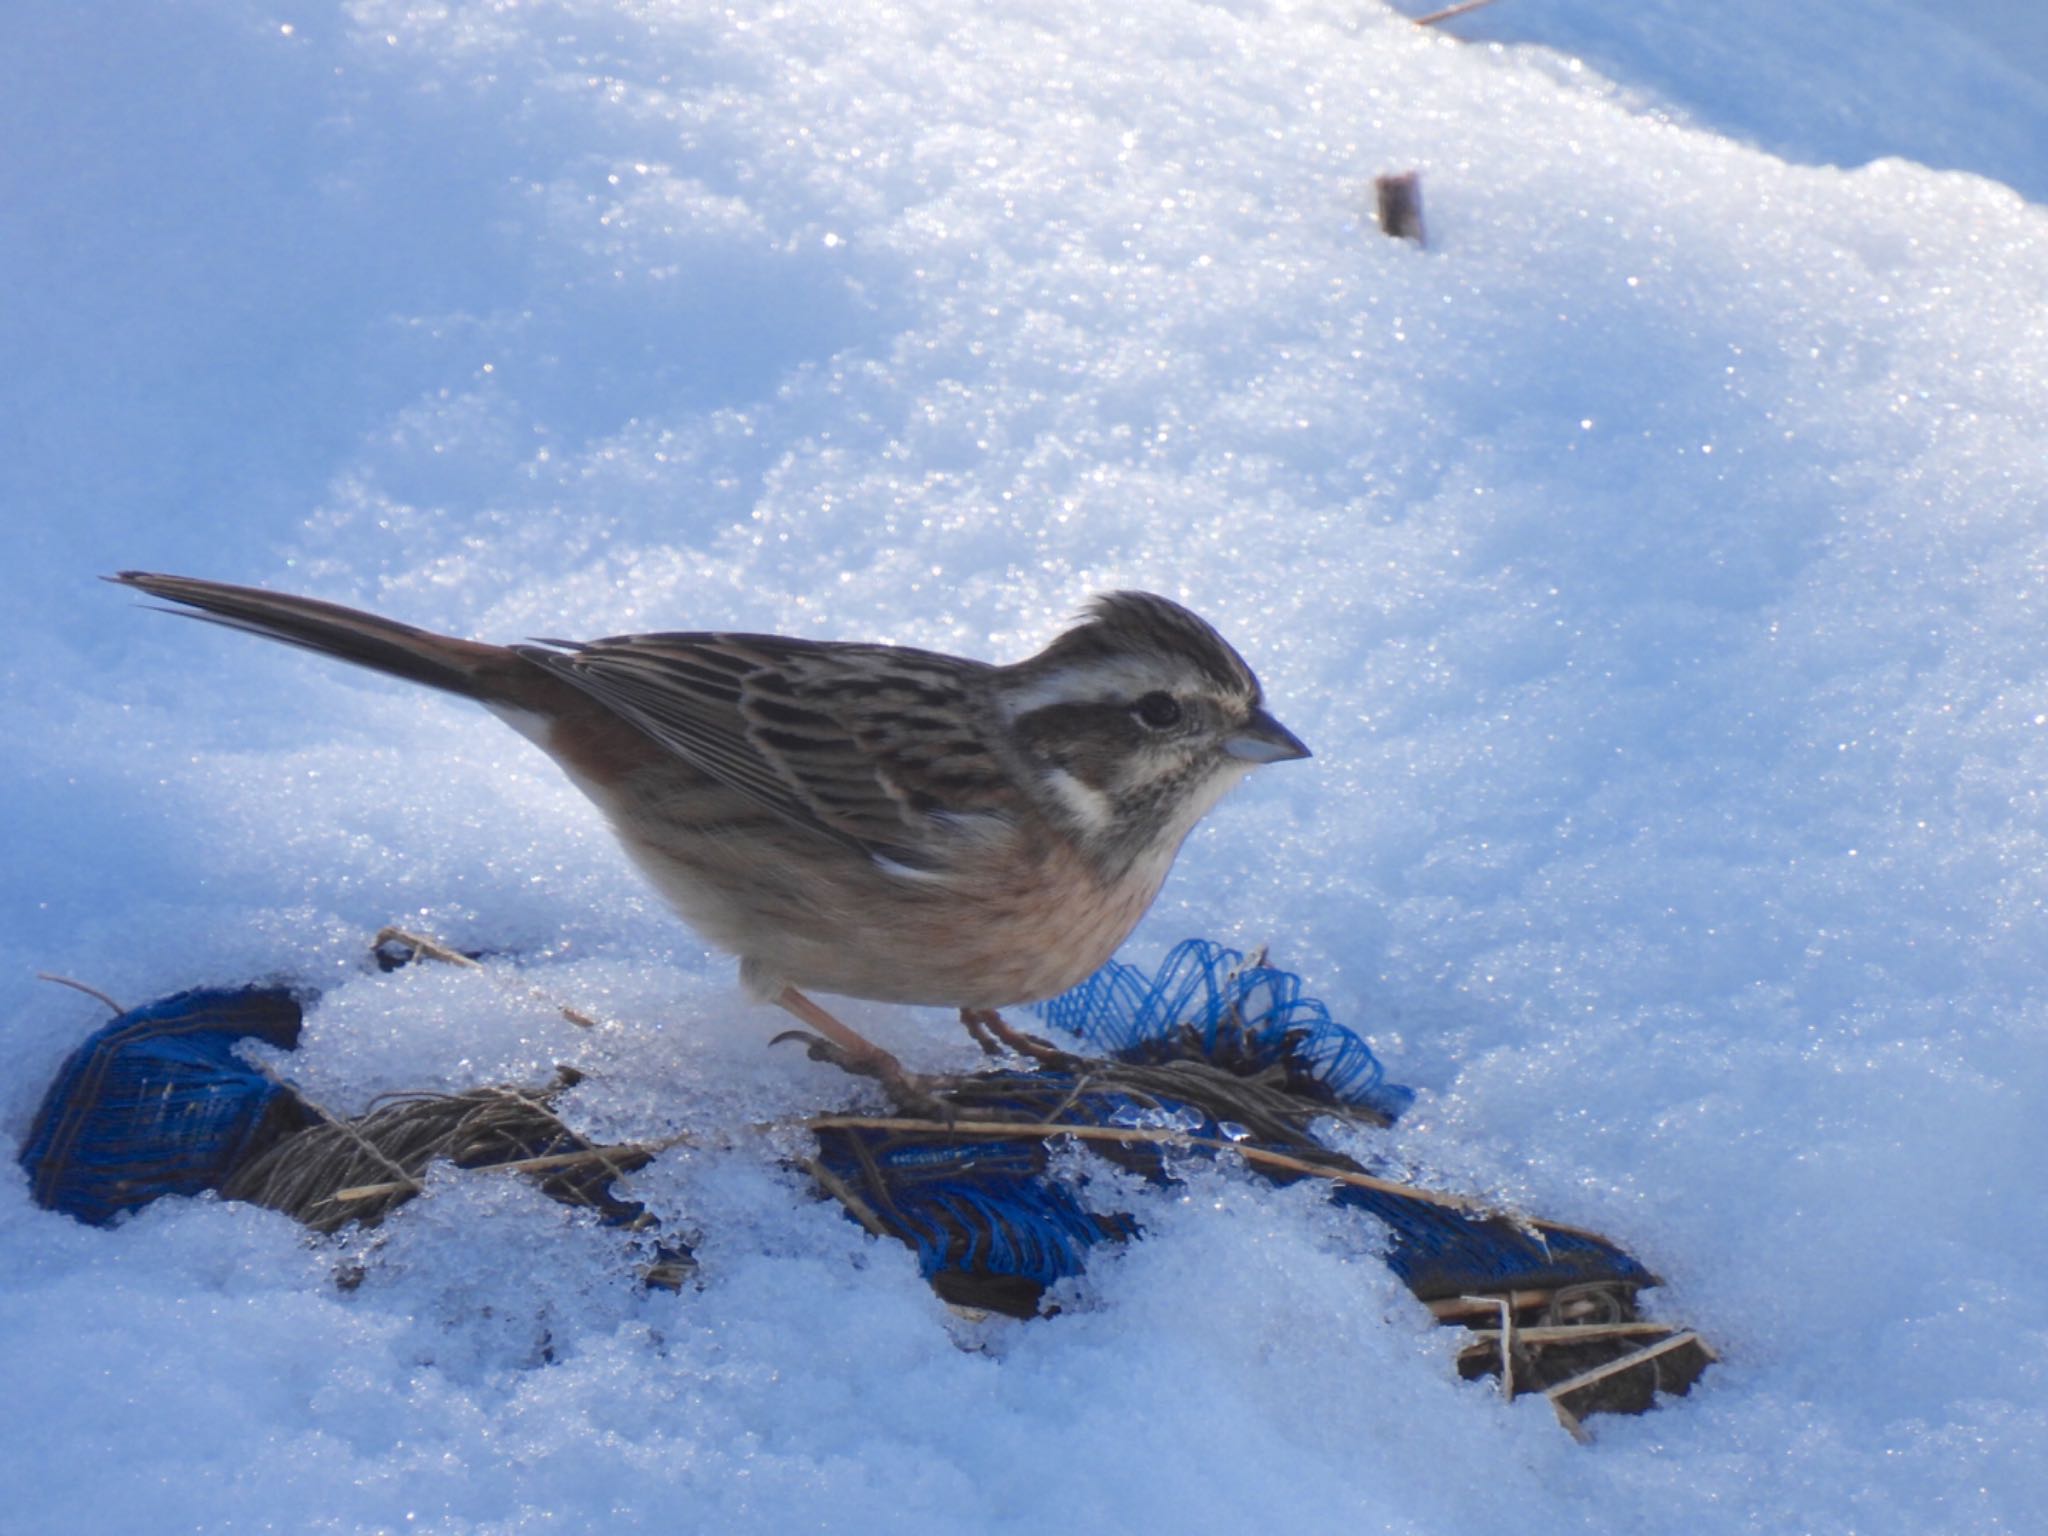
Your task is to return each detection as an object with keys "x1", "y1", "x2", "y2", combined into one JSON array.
[{"x1": 109, "y1": 572, "x2": 504, "y2": 700}]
